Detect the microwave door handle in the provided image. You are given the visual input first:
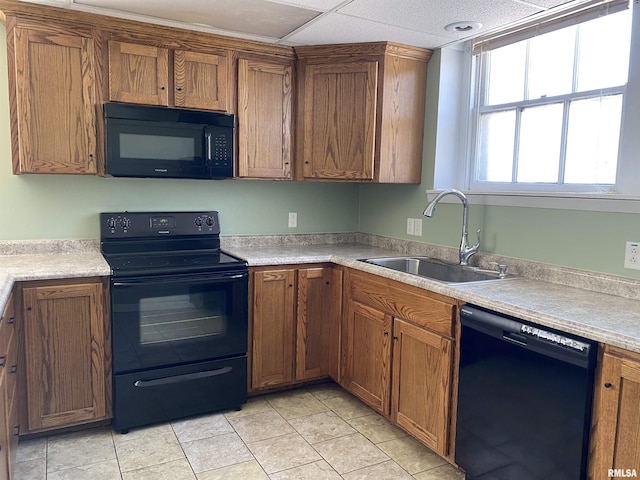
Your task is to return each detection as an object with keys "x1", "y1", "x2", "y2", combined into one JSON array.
[{"x1": 205, "y1": 128, "x2": 213, "y2": 167}]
